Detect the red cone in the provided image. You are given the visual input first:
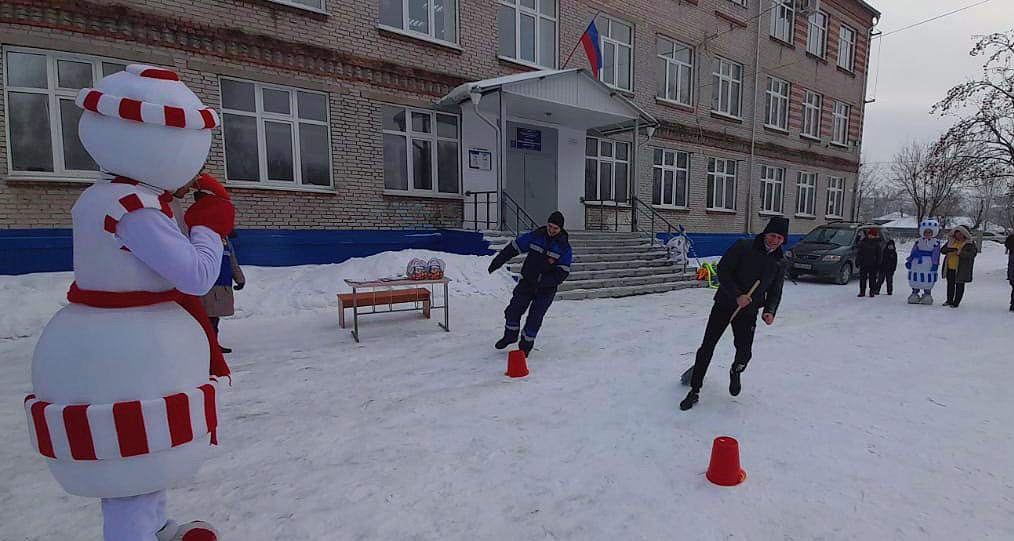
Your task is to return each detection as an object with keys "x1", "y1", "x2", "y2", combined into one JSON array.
[
  {"x1": 505, "y1": 349, "x2": 529, "y2": 378},
  {"x1": 706, "y1": 436, "x2": 747, "y2": 486}
]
